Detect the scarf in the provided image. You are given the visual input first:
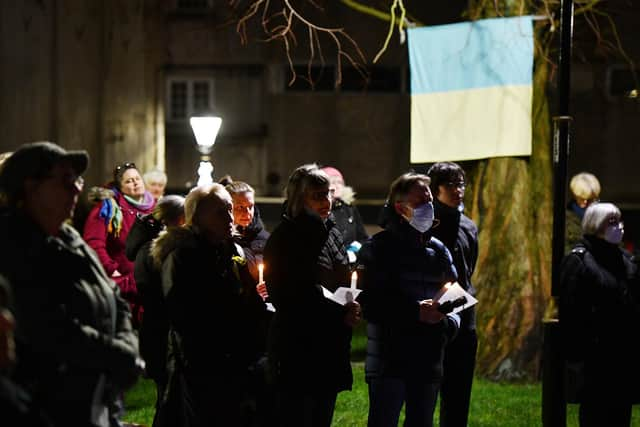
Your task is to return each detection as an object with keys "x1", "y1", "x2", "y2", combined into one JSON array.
[{"x1": 99, "y1": 189, "x2": 154, "y2": 236}]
